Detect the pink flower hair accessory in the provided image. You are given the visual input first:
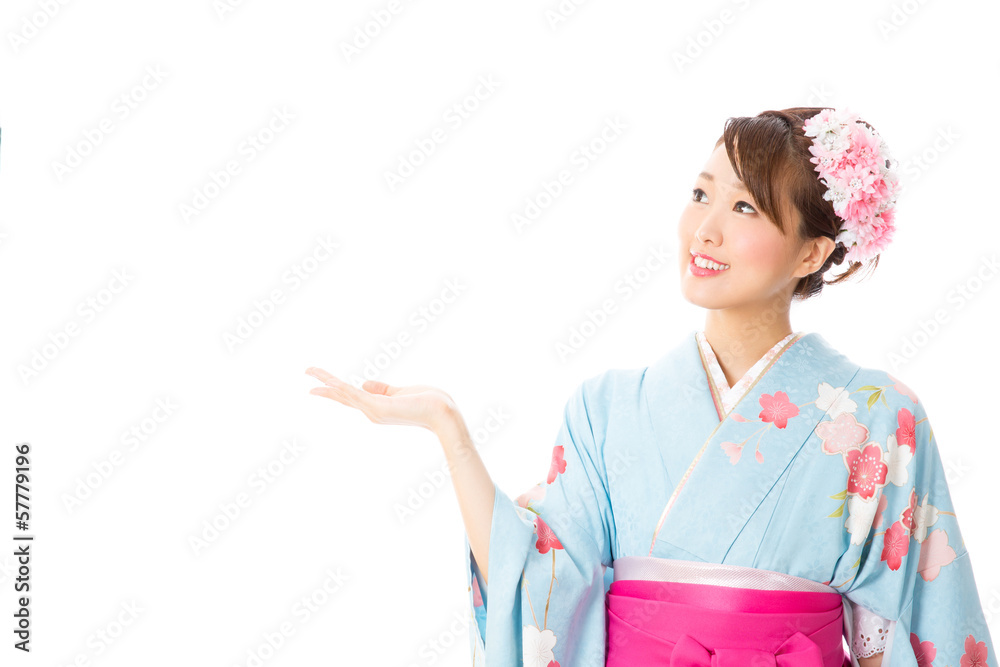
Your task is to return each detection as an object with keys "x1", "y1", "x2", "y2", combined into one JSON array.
[{"x1": 802, "y1": 107, "x2": 902, "y2": 264}]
